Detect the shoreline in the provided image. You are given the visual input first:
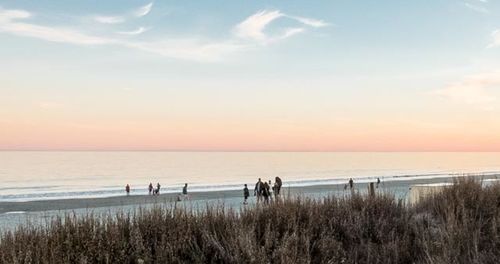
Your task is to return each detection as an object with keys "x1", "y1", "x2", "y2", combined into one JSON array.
[{"x1": 1, "y1": 174, "x2": 499, "y2": 214}]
